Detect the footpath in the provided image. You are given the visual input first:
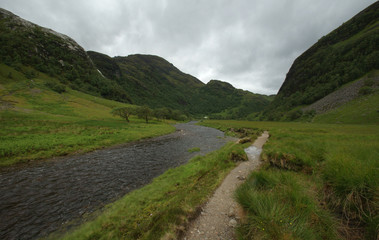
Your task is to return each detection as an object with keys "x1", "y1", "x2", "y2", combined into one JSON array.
[{"x1": 183, "y1": 131, "x2": 269, "y2": 240}]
